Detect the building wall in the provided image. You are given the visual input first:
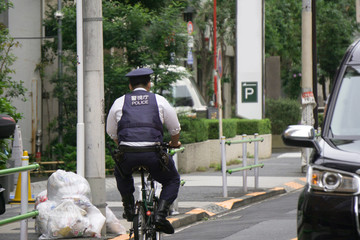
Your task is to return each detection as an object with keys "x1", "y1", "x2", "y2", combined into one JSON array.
[{"x1": 8, "y1": 0, "x2": 43, "y2": 154}]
